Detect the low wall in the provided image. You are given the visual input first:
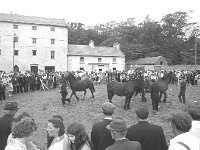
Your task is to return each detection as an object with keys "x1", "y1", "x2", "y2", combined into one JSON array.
[{"x1": 163, "y1": 65, "x2": 200, "y2": 71}]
